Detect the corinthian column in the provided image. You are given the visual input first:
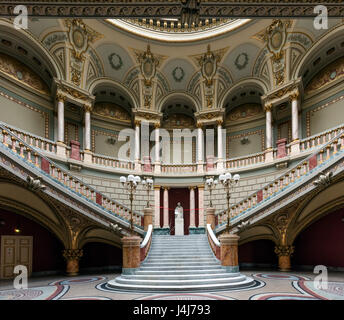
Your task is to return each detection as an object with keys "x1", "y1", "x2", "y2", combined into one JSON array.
[
  {"x1": 83, "y1": 104, "x2": 93, "y2": 164},
  {"x1": 163, "y1": 187, "x2": 169, "y2": 228},
  {"x1": 189, "y1": 187, "x2": 196, "y2": 228},
  {"x1": 264, "y1": 103, "x2": 274, "y2": 163},
  {"x1": 56, "y1": 94, "x2": 66, "y2": 144},
  {"x1": 154, "y1": 123, "x2": 161, "y2": 173},
  {"x1": 197, "y1": 123, "x2": 204, "y2": 173},
  {"x1": 289, "y1": 91, "x2": 301, "y2": 155}
]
